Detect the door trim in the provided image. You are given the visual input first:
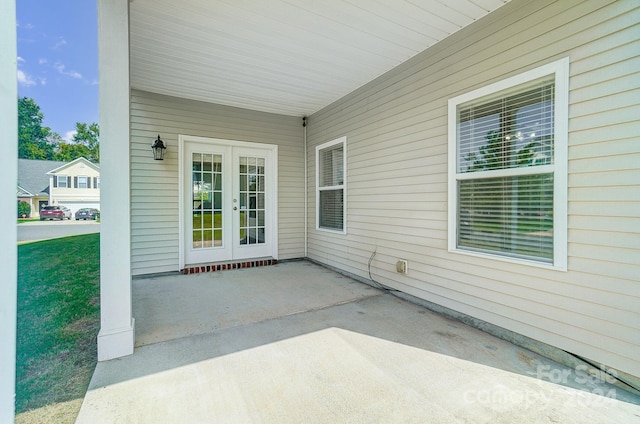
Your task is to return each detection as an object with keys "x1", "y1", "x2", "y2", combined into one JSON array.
[{"x1": 178, "y1": 135, "x2": 278, "y2": 270}]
